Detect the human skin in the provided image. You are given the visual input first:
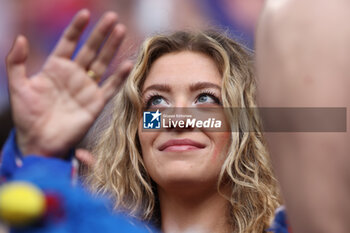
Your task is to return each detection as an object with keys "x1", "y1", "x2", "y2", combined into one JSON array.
[
  {"x1": 256, "y1": 0, "x2": 350, "y2": 232},
  {"x1": 6, "y1": 10, "x2": 133, "y2": 157},
  {"x1": 138, "y1": 51, "x2": 232, "y2": 233}
]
